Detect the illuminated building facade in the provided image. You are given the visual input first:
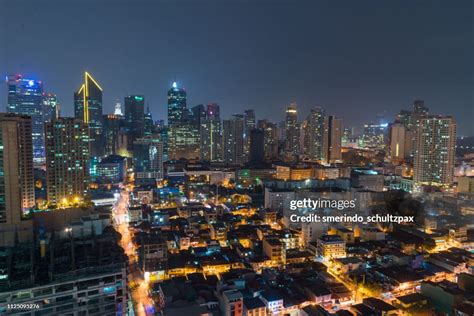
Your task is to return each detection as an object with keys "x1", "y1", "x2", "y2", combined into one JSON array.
[
  {"x1": 42, "y1": 92, "x2": 60, "y2": 122},
  {"x1": 167, "y1": 81, "x2": 187, "y2": 126},
  {"x1": 200, "y1": 103, "x2": 222, "y2": 162},
  {"x1": 414, "y1": 116, "x2": 456, "y2": 186},
  {"x1": 323, "y1": 115, "x2": 343, "y2": 163},
  {"x1": 74, "y1": 72, "x2": 104, "y2": 157},
  {"x1": 45, "y1": 118, "x2": 90, "y2": 205},
  {"x1": 285, "y1": 103, "x2": 300, "y2": 158},
  {"x1": 133, "y1": 134, "x2": 164, "y2": 180},
  {"x1": 317, "y1": 234, "x2": 346, "y2": 260},
  {"x1": 6, "y1": 75, "x2": 45, "y2": 163},
  {"x1": 0, "y1": 113, "x2": 34, "y2": 246},
  {"x1": 223, "y1": 115, "x2": 245, "y2": 165},
  {"x1": 305, "y1": 107, "x2": 325, "y2": 161}
]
